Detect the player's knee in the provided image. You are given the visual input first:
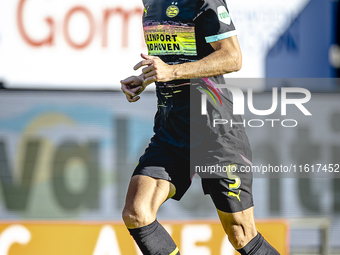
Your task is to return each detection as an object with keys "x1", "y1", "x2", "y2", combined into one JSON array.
[
  {"x1": 122, "y1": 204, "x2": 153, "y2": 229},
  {"x1": 226, "y1": 224, "x2": 257, "y2": 250}
]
